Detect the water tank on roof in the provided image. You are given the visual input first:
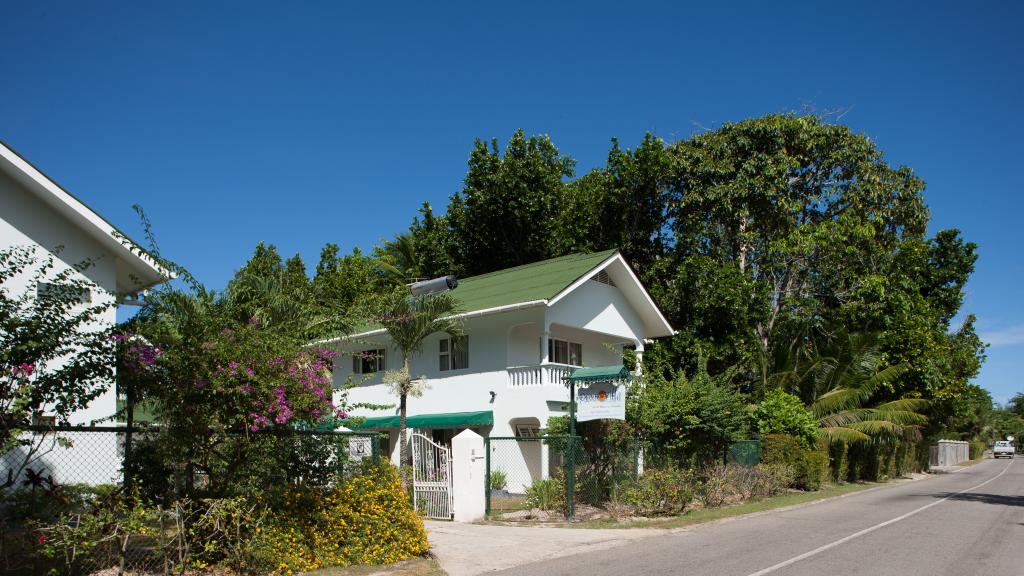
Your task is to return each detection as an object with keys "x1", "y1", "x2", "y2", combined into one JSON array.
[{"x1": 409, "y1": 275, "x2": 458, "y2": 296}]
